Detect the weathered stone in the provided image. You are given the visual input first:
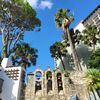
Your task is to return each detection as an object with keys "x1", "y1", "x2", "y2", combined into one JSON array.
[{"x1": 25, "y1": 67, "x2": 88, "y2": 100}]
